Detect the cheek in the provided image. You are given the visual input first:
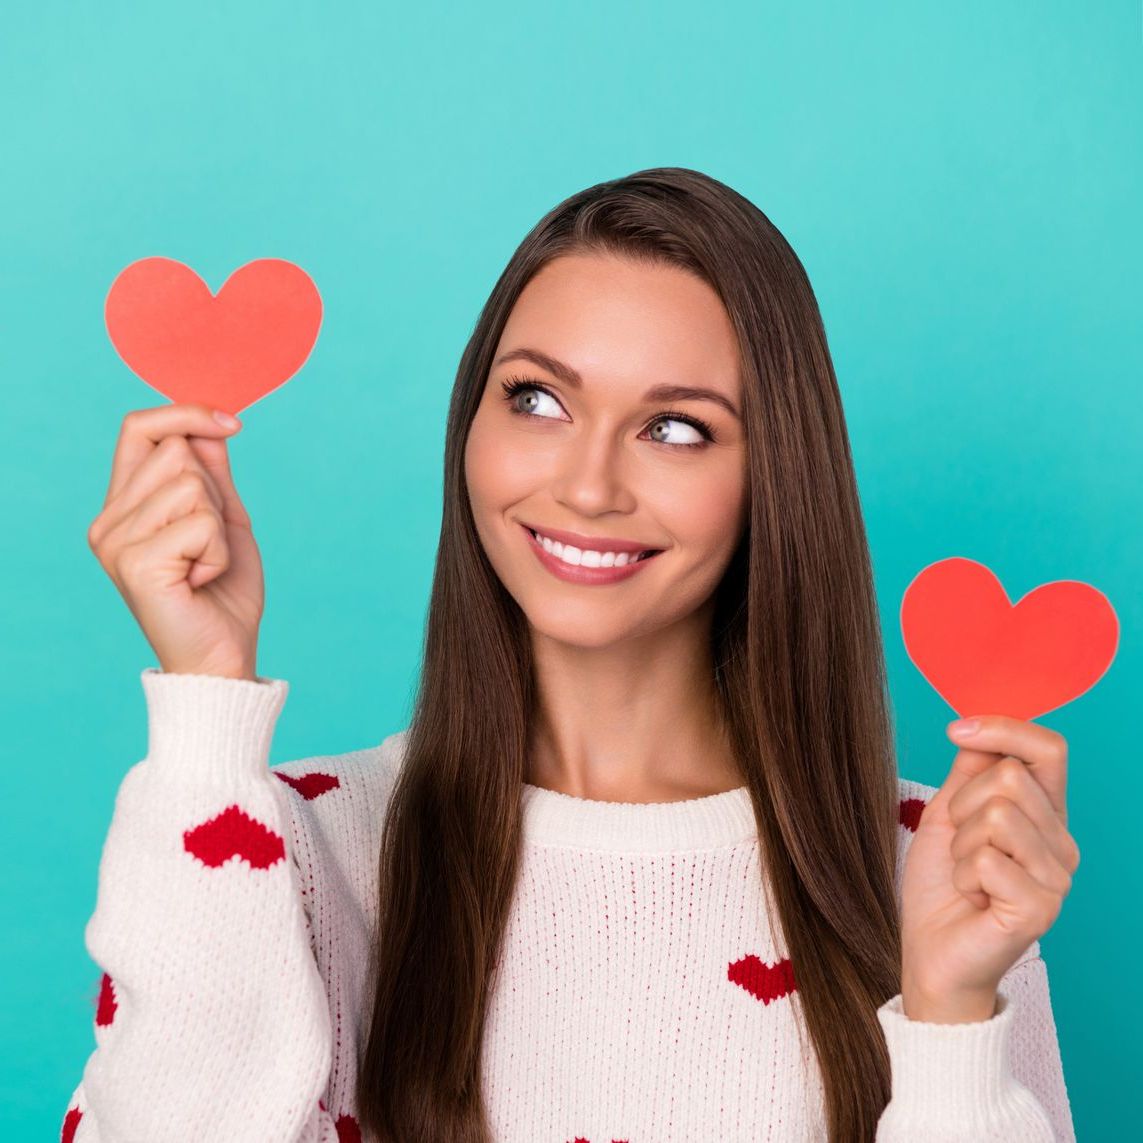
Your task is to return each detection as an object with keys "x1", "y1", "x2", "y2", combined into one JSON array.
[
  {"x1": 466, "y1": 411, "x2": 551, "y2": 515},
  {"x1": 463, "y1": 421, "x2": 488, "y2": 509},
  {"x1": 662, "y1": 465, "x2": 747, "y2": 553},
  {"x1": 464, "y1": 413, "x2": 511, "y2": 518},
  {"x1": 465, "y1": 430, "x2": 506, "y2": 576}
]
